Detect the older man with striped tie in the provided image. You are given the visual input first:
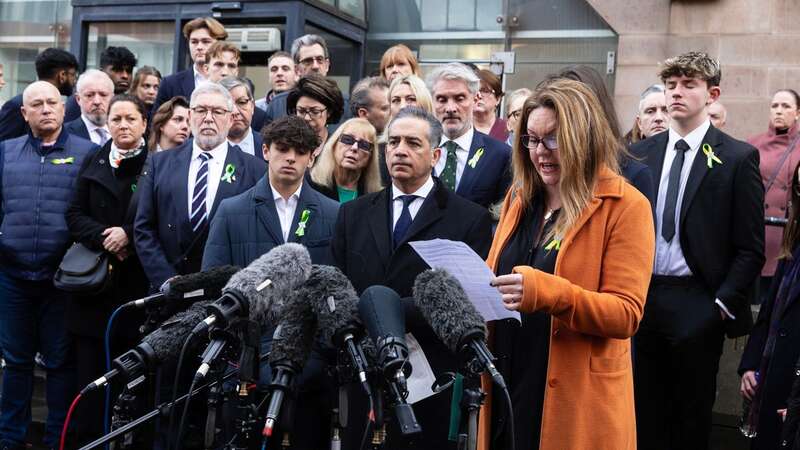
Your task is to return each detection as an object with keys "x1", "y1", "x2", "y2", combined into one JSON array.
[{"x1": 134, "y1": 81, "x2": 265, "y2": 291}]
